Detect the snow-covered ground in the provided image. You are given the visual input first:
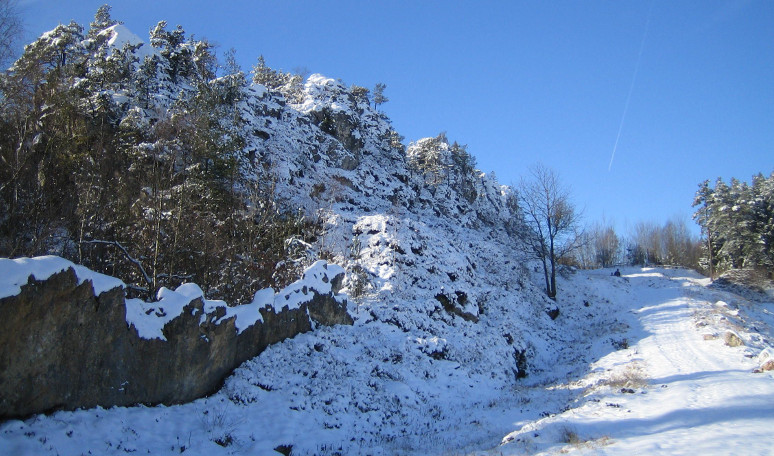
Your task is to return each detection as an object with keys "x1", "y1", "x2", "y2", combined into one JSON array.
[
  {"x1": 2, "y1": 266, "x2": 772, "y2": 455},
  {"x1": 494, "y1": 267, "x2": 774, "y2": 456}
]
